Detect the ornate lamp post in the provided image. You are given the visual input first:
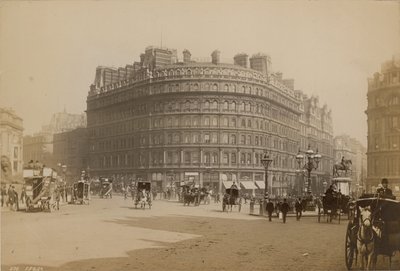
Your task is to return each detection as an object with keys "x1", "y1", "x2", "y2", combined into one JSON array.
[
  {"x1": 296, "y1": 145, "x2": 321, "y2": 197},
  {"x1": 260, "y1": 152, "x2": 273, "y2": 215}
]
